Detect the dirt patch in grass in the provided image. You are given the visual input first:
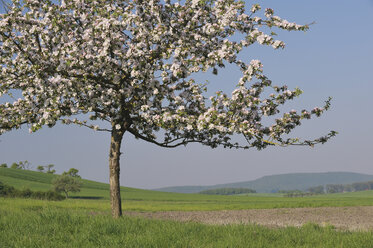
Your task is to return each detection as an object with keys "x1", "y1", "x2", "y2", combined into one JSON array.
[{"x1": 126, "y1": 206, "x2": 373, "y2": 231}]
